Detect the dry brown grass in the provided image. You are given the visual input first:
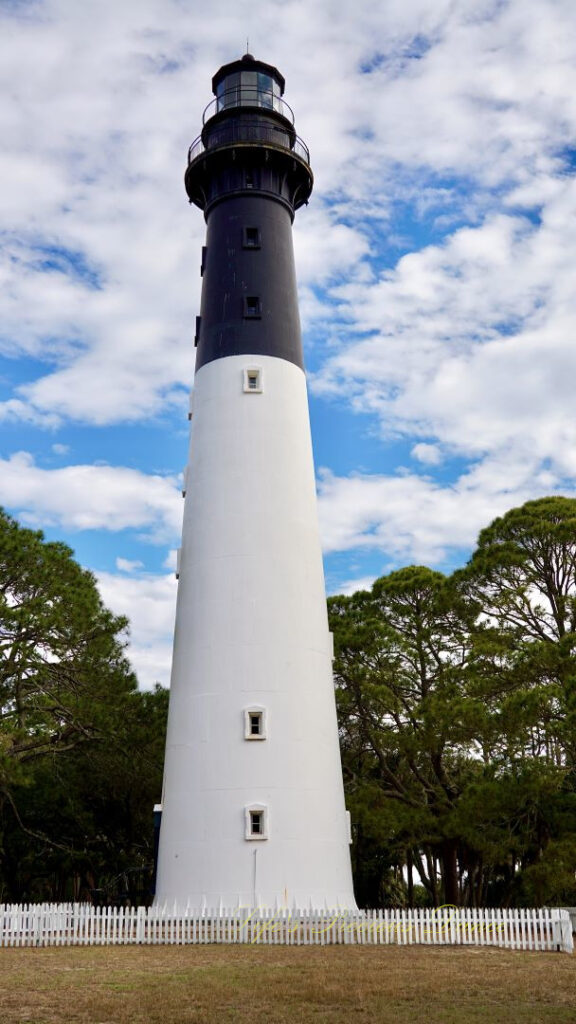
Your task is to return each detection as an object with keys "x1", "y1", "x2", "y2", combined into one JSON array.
[{"x1": 0, "y1": 944, "x2": 573, "y2": 1024}]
